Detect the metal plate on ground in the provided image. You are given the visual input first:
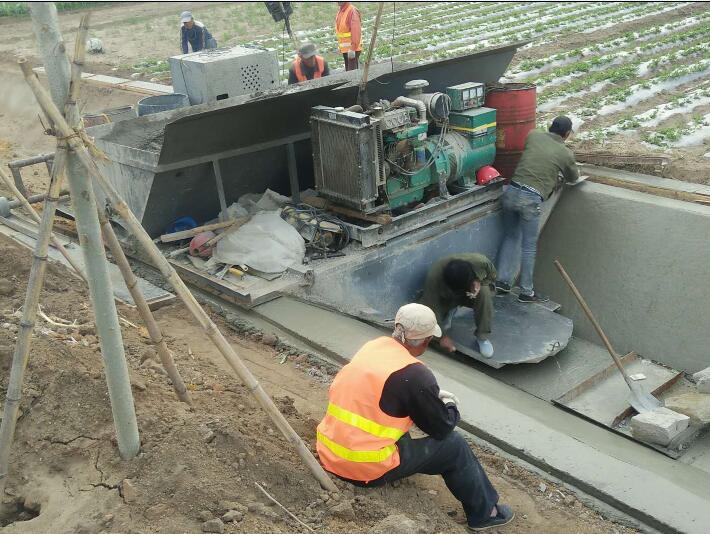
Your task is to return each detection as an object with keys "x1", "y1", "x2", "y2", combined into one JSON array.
[
  {"x1": 554, "y1": 352, "x2": 682, "y2": 427},
  {"x1": 446, "y1": 293, "x2": 573, "y2": 368}
]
